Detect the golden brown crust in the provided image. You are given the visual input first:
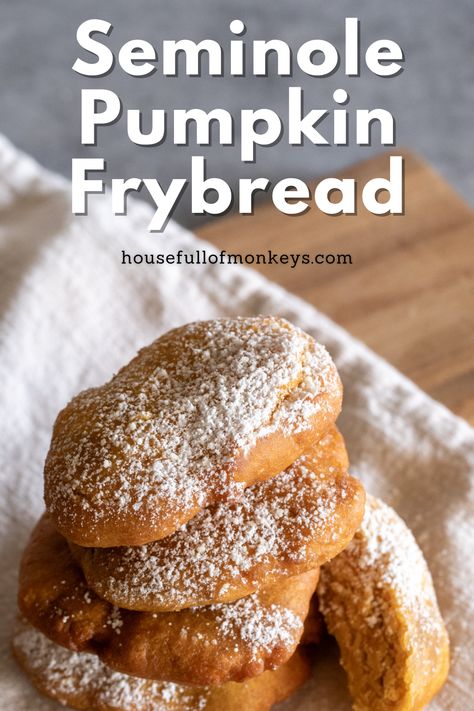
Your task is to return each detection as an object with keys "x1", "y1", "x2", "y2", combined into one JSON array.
[
  {"x1": 70, "y1": 428, "x2": 365, "y2": 612},
  {"x1": 300, "y1": 594, "x2": 325, "y2": 646},
  {"x1": 18, "y1": 514, "x2": 319, "y2": 685},
  {"x1": 13, "y1": 619, "x2": 312, "y2": 711},
  {"x1": 44, "y1": 317, "x2": 342, "y2": 547},
  {"x1": 318, "y1": 495, "x2": 450, "y2": 711}
]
